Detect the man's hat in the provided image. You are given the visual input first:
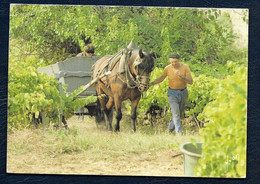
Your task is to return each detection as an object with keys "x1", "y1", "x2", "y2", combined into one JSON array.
[{"x1": 169, "y1": 53, "x2": 180, "y2": 59}]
